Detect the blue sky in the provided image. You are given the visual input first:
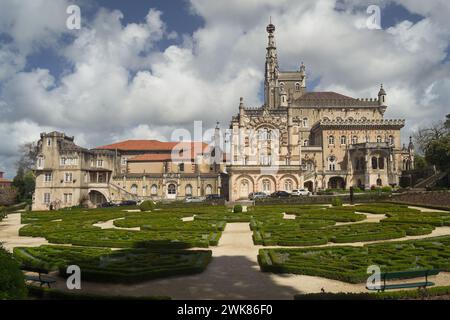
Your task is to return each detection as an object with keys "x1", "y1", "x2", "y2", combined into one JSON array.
[{"x1": 1, "y1": 0, "x2": 450, "y2": 177}]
